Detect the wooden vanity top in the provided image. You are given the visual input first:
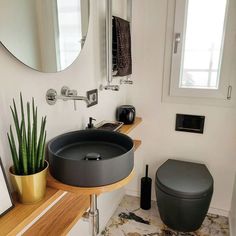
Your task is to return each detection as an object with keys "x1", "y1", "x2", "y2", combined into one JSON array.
[
  {"x1": 0, "y1": 117, "x2": 142, "y2": 236},
  {"x1": 0, "y1": 188, "x2": 64, "y2": 236},
  {"x1": 47, "y1": 169, "x2": 136, "y2": 195}
]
